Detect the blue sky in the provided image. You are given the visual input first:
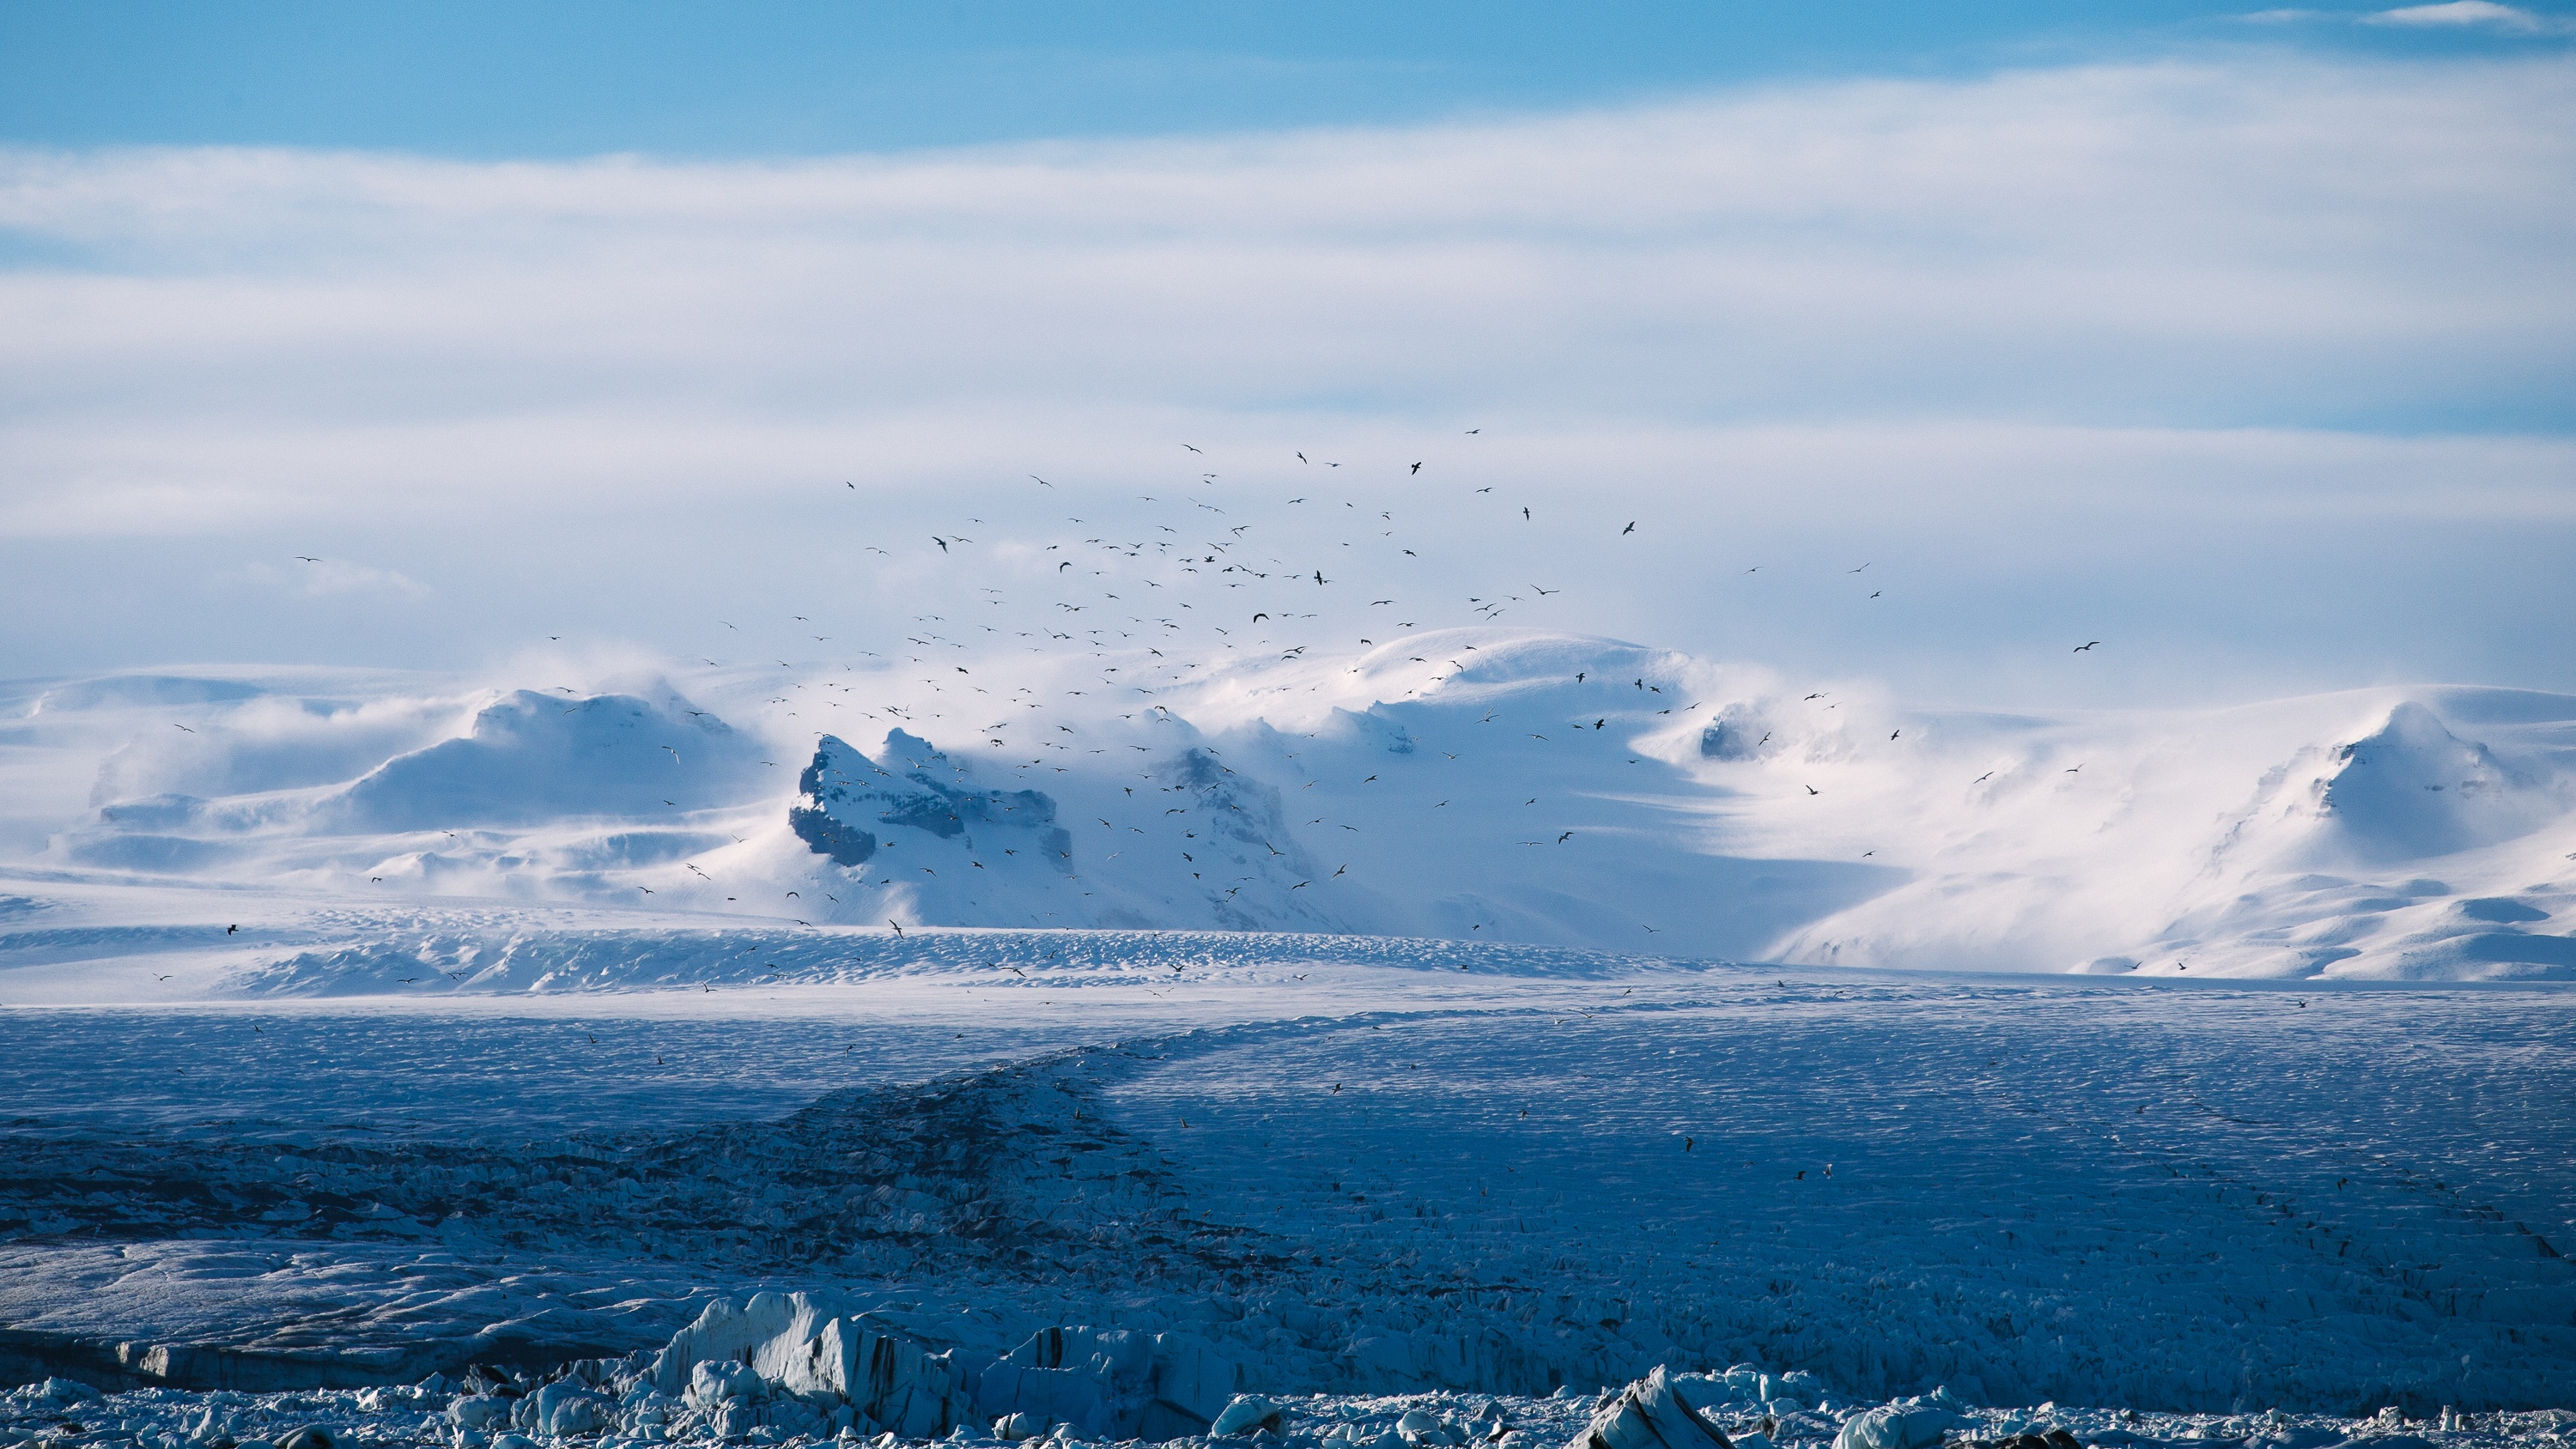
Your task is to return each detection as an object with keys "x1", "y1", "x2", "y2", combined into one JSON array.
[
  {"x1": 3, "y1": 1, "x2": 2569, "y2": 155},
  {"x1": 2, "y1": 5, "x2": 2572, "y2": 704}
]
